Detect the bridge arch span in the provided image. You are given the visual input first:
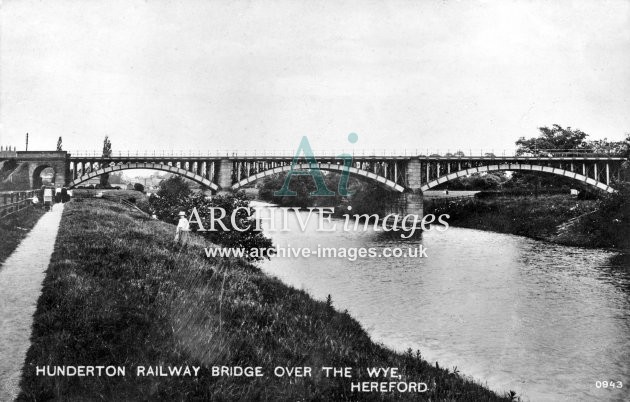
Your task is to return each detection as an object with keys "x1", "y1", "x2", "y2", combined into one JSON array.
[
  {"x1": 420, "y1": 164, "x2": 617, "y2": 193},
  {"x1": 32, "y1": 164, "x2": 56, "y2": 188},
  {"x1": 232, "y1": 162, "x2": 406, "y2": 192},
  {"x1": 67, "y1": 162, "x2": 219, "y2": 190}
]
